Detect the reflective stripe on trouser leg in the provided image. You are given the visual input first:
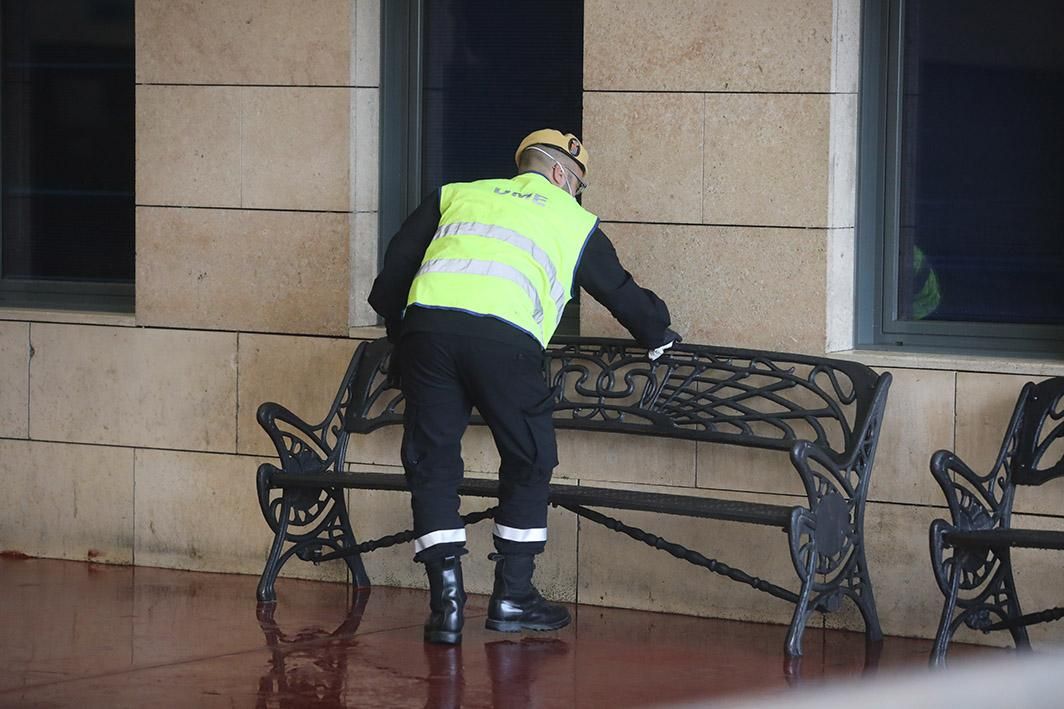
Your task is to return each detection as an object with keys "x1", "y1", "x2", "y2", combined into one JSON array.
[
  {"x1": 460, "y1": 340, "x2": 558, "y2": 556},
  {"x1": 414, "y1": 528, "x2": 467, "y2": 554},
  {"x1": 492, "y1": 478, "x2": 551, "y2": 555},
  {"x1": 492, "y1": 523, "x2": 547, "y2": 543}
]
